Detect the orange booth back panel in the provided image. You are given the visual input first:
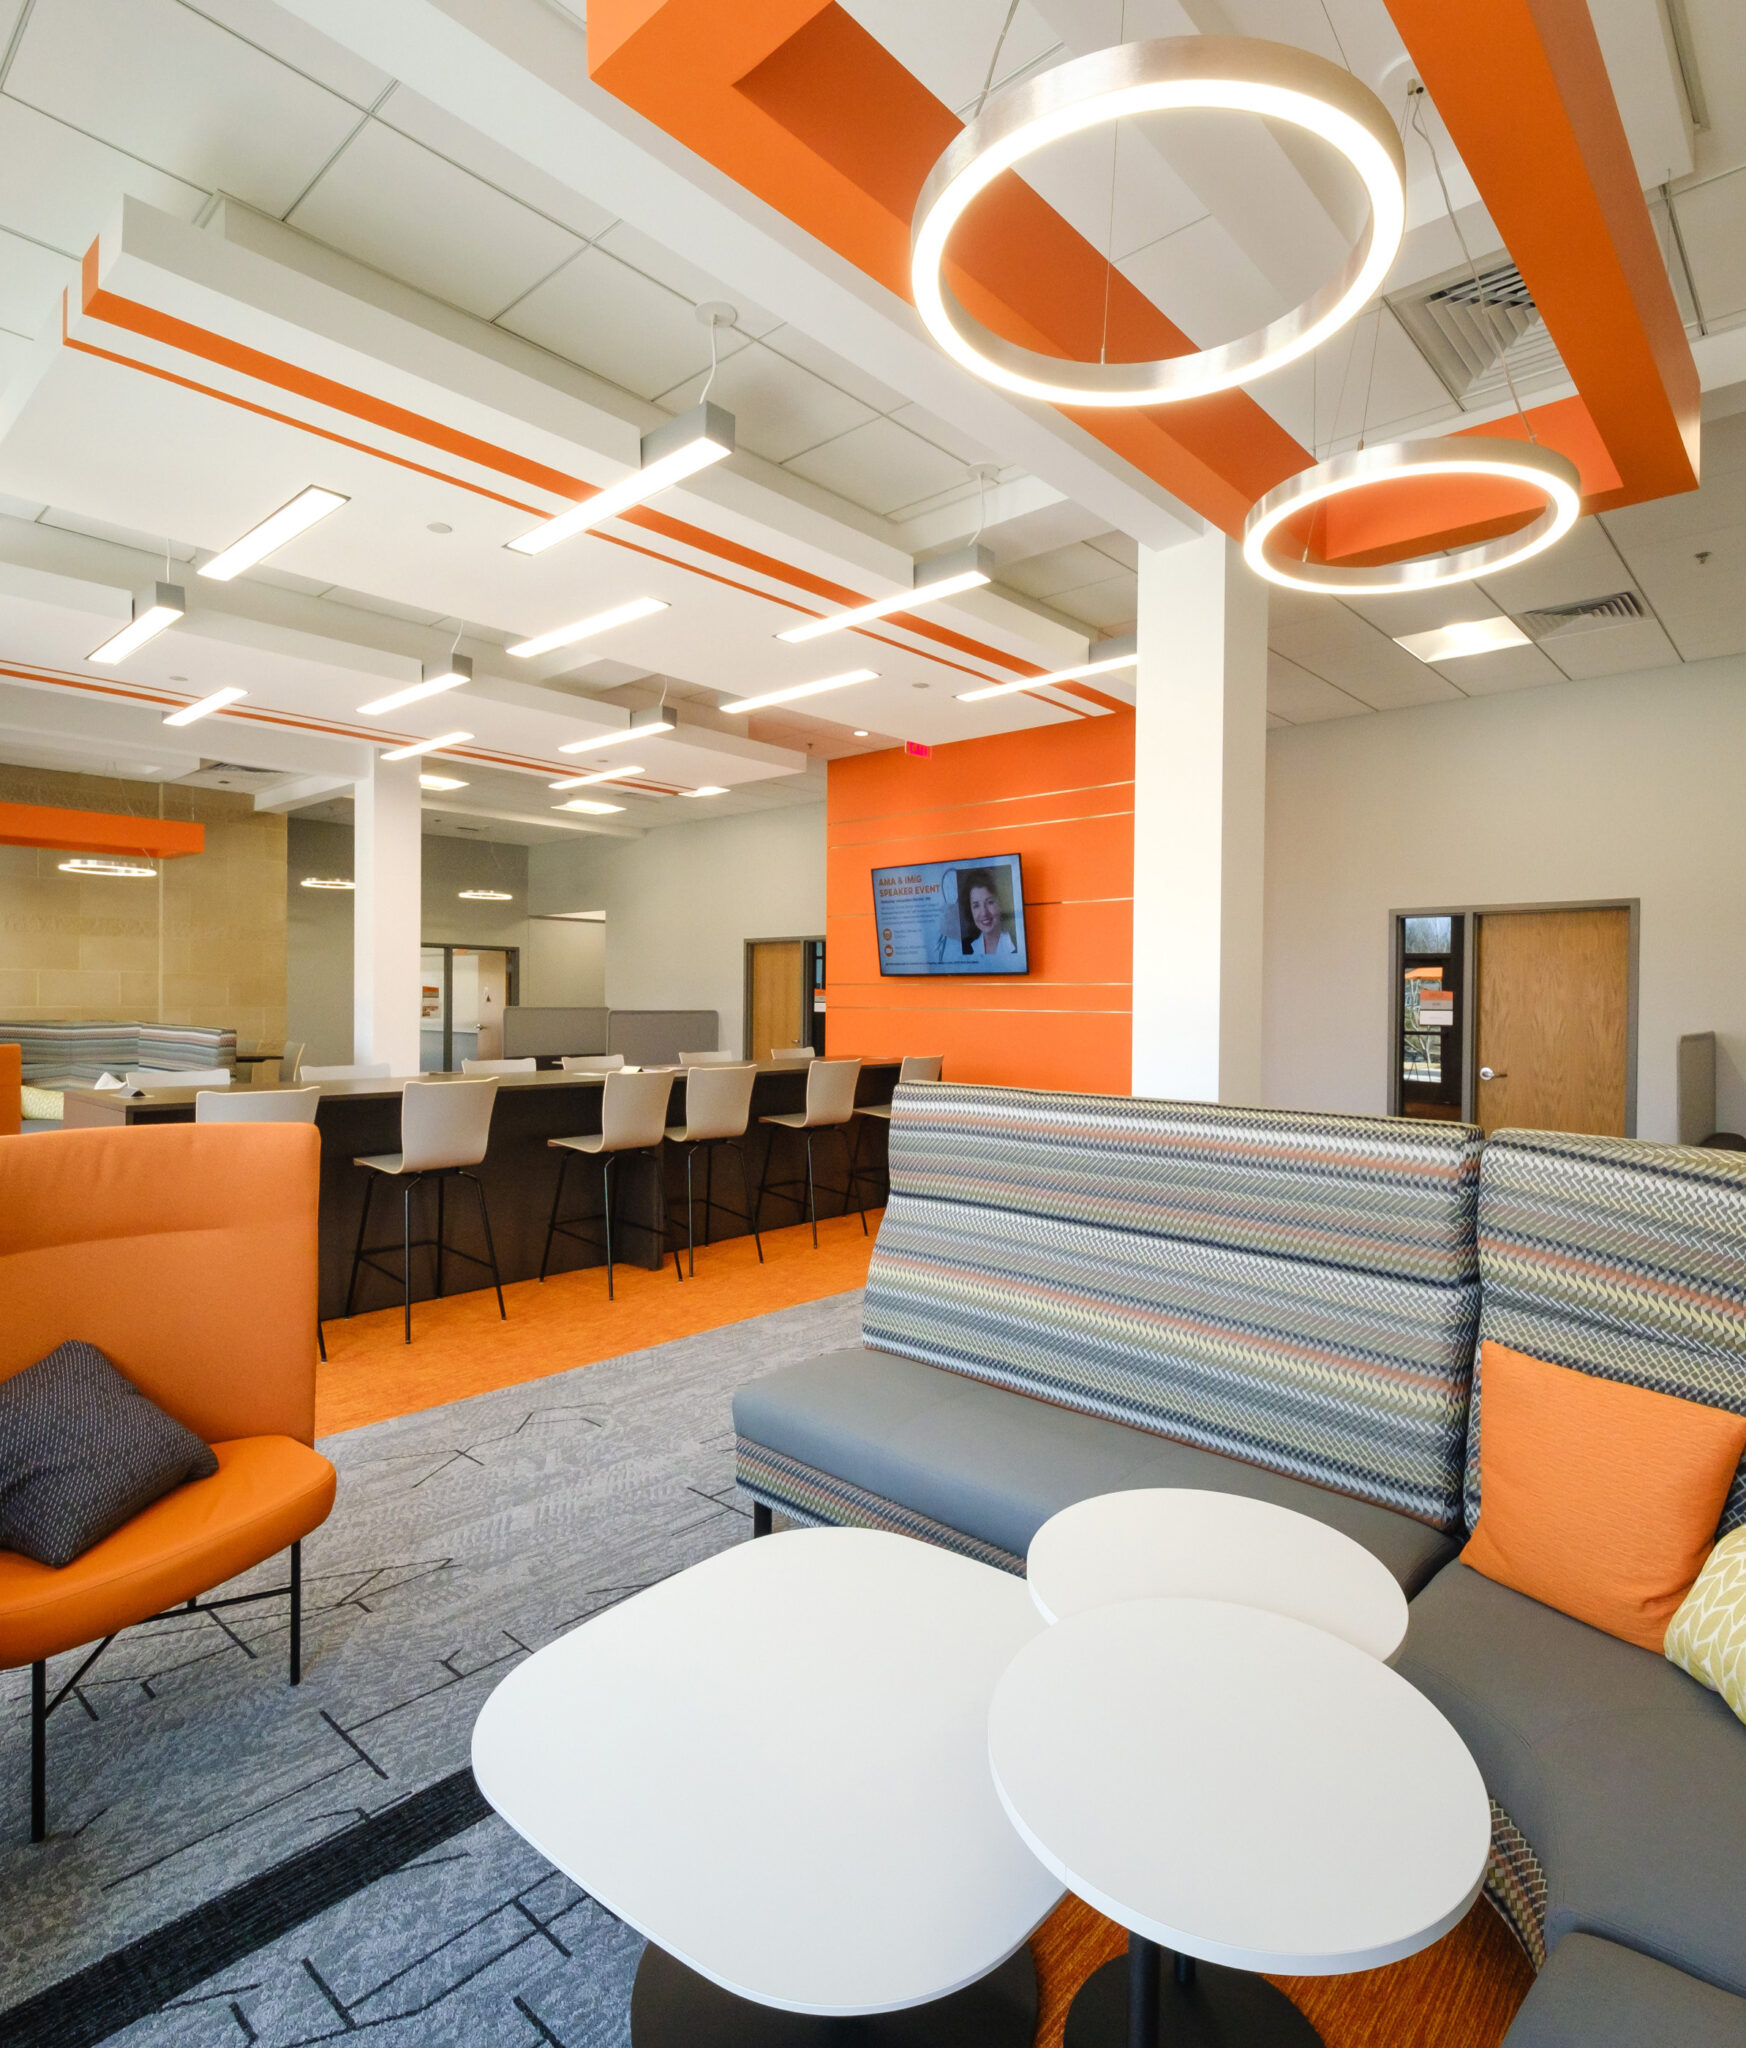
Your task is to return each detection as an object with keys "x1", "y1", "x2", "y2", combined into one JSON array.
[{"x1": 826, "y1": 713, "x2": 1134, "y2": 1093}]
